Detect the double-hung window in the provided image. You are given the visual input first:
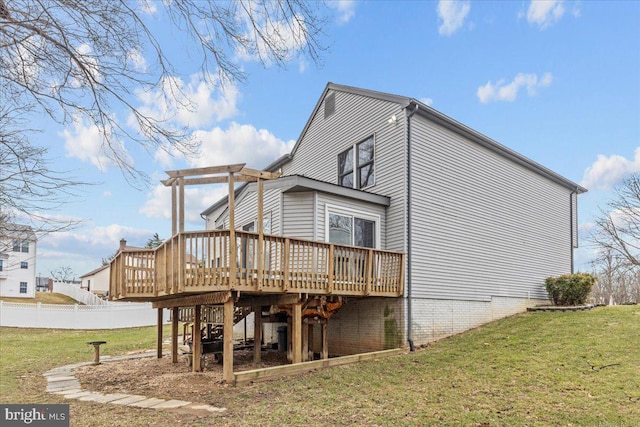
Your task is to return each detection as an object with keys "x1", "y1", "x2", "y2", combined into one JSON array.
[
  {"x1": 338, "y1": 136, "x2": 375, "y2": 189},
  {"x1": 21, "y1": 261, "x2": 28, "y2": 269},
  {"x1": 20, "y1": 282, "x2": 27, "y2": 294}
]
